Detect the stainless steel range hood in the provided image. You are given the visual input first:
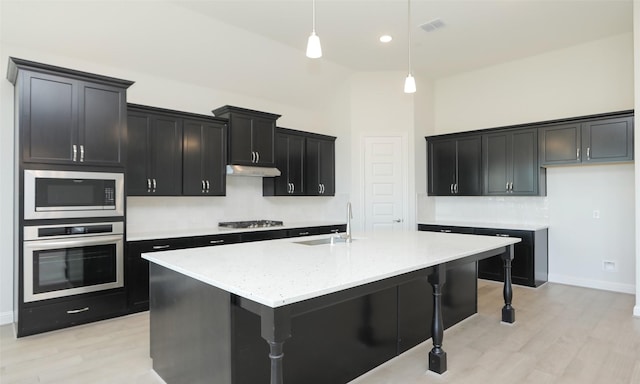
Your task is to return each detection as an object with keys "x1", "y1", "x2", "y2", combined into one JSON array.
[{"x1": 226, "y1": 165, "x2": 281, "y2": 177}]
